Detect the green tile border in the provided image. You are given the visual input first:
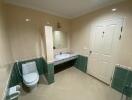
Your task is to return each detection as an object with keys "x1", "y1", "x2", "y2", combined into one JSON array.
[
  {"x1": 112, "y1": 66, "x2": 132, "y2": 97},
  {"x1": 46, "y1": 63, "x2": 54, "y2": 84},
  {"x1": 74, "y1": 55, "x2": 88, "y2": 73}
]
